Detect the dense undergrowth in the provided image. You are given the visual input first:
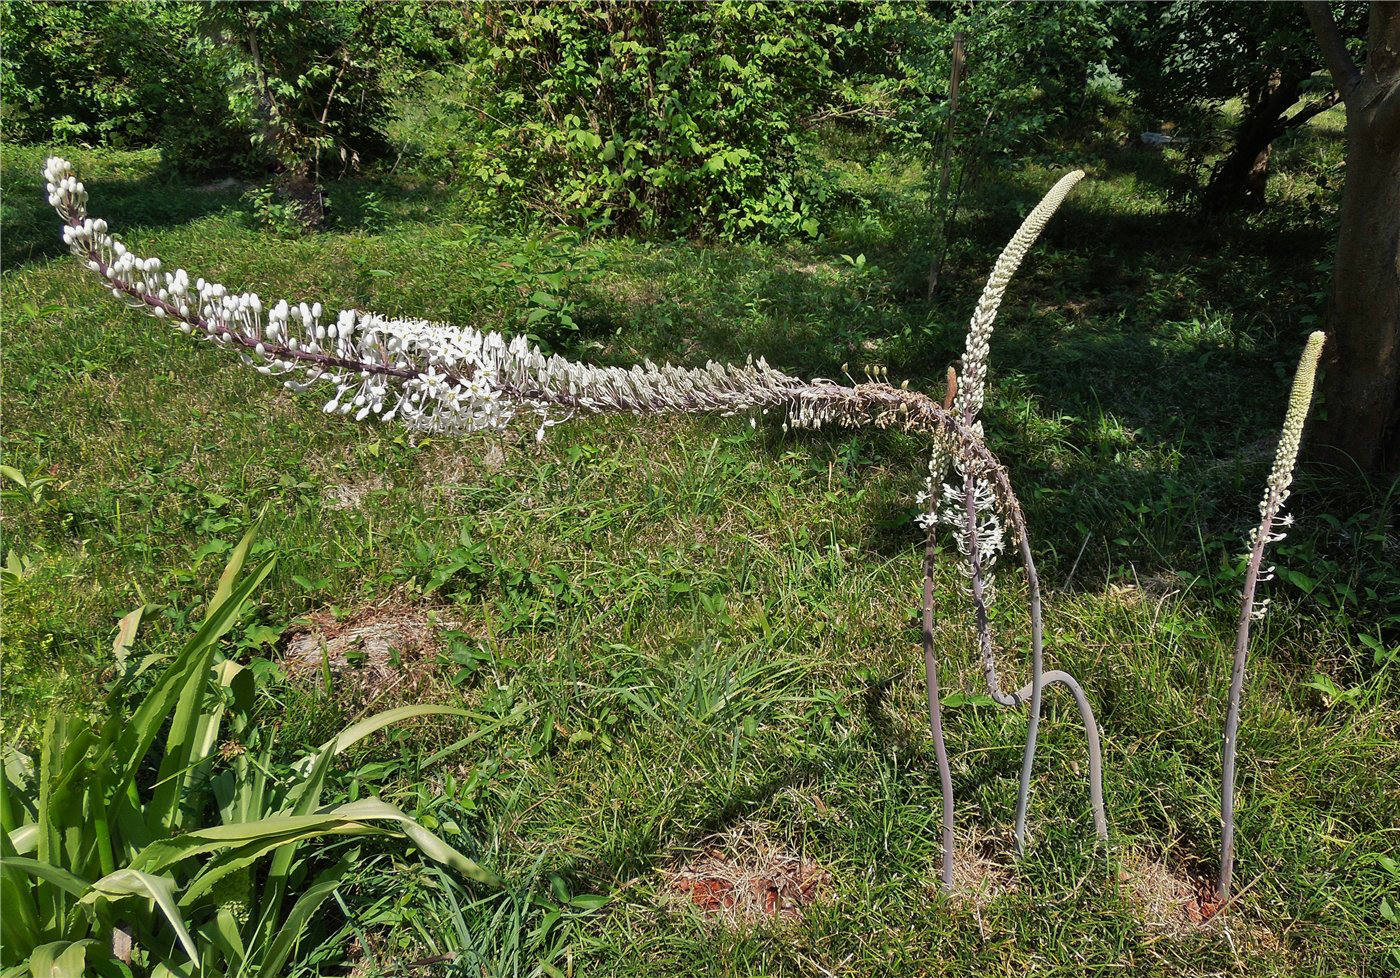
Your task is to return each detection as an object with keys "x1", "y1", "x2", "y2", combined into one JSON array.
[{"x1": 2, "y1": 103, "x2": 1397, "y2": 975}]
